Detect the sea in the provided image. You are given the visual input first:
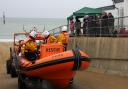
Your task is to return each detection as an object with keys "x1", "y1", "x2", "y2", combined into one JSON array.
[{"x1": 0, "y1": 18, "x2": 66, "y2": 41}]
